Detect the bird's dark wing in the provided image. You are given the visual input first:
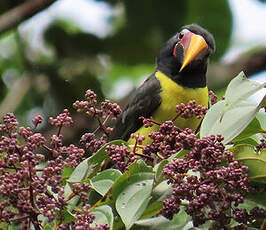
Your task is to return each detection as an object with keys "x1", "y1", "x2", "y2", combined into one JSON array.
[{"x1": 110, "y1": 72, "x2": 161, "y2": 141}]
